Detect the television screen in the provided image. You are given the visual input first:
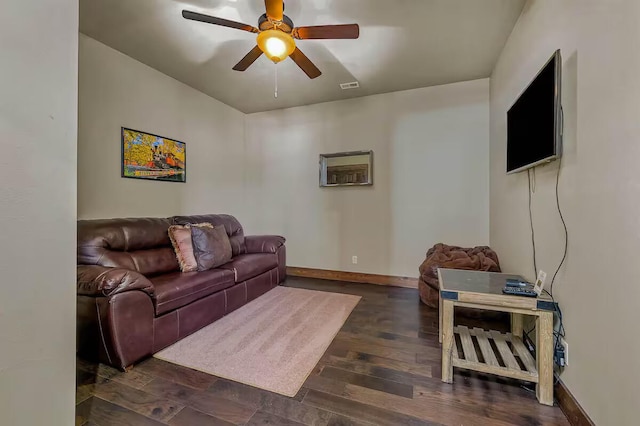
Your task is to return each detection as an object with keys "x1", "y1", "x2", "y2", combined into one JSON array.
[{"x1": 507, "y1": 50, "x2": 562, "y2": 173}]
